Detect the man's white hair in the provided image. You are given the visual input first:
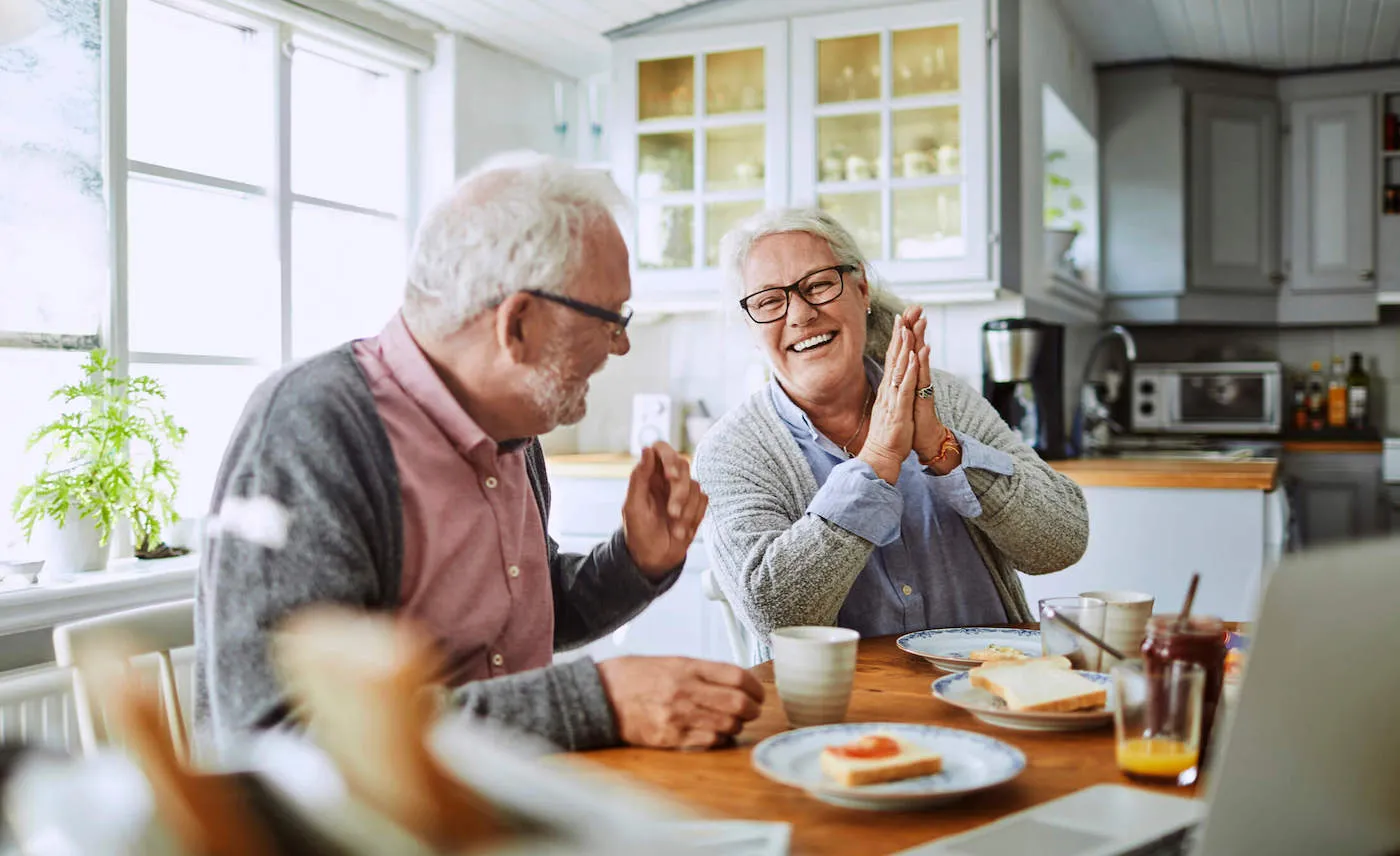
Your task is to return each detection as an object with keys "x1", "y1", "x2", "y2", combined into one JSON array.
[
  {"x1": 403, "y1": 151, "x2": 629, "y2": 340},
  {"x1": 718, "y1": 206, "x2": 903, "y2": 359}
]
